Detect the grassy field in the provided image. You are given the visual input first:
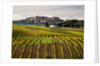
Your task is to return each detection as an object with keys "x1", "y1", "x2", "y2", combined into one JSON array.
[{"x1": 12, "y1": 24, "x2": 84, "y2": 59}]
